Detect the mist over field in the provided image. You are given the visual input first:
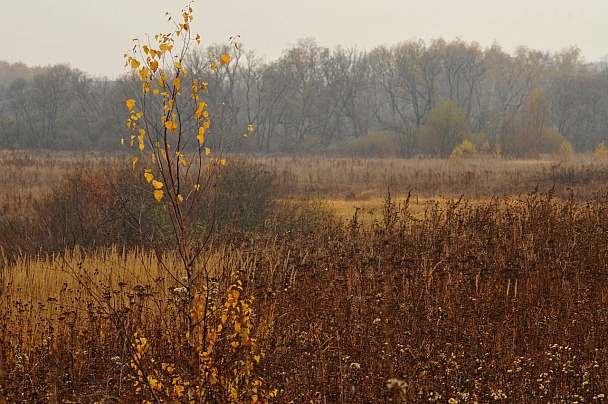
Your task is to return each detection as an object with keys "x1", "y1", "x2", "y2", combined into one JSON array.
[{"x1": 0, "y1": 36, "x2": 607, "y2": 157}]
